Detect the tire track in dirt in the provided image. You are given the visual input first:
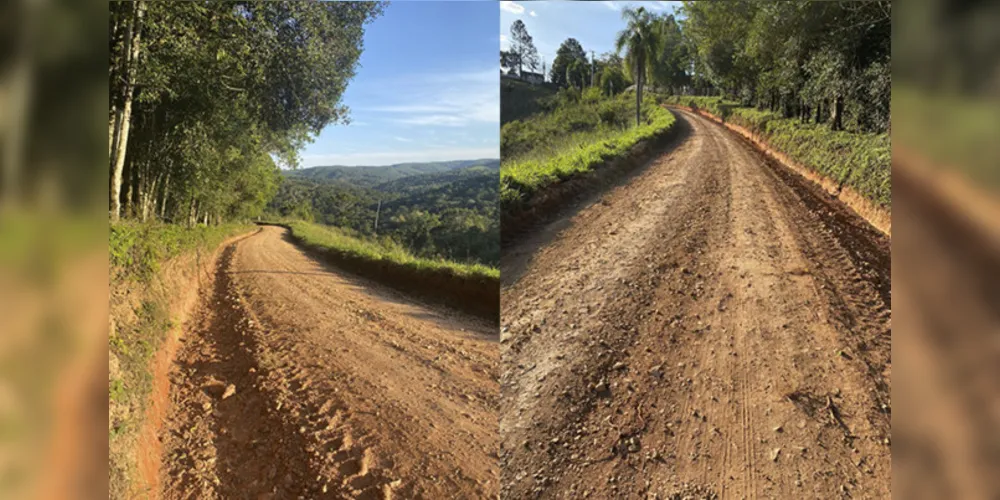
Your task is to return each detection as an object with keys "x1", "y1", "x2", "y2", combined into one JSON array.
[
  {"x1": 500, "y1": 109, "x2": 890, "y2": 499},
  {"x1": 159, "y1": 226, "x2": 499, "y2": 499}
]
